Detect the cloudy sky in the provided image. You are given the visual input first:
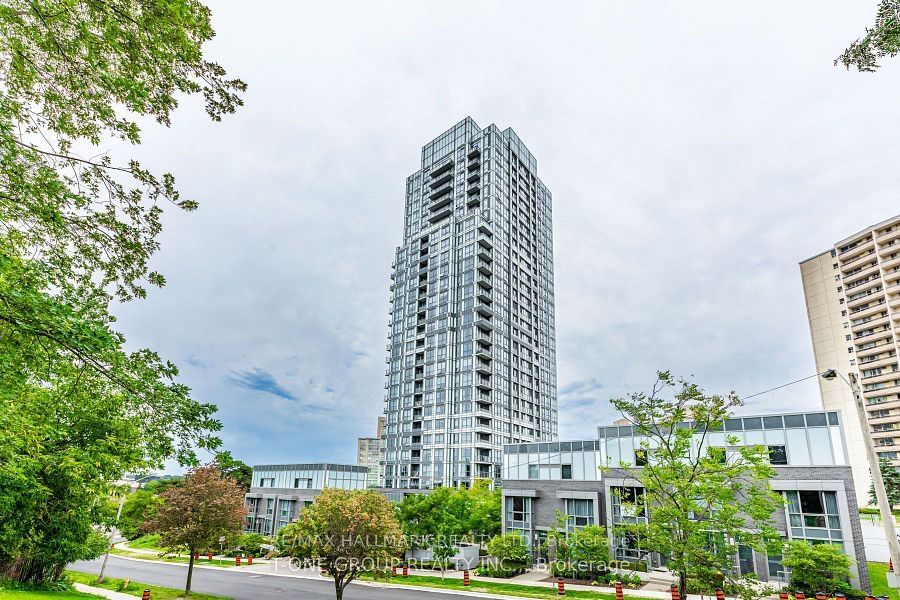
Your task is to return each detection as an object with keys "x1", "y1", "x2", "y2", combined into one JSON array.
[{"x1": 112, "y1": 1, "x2": 900, "y2": 469}]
